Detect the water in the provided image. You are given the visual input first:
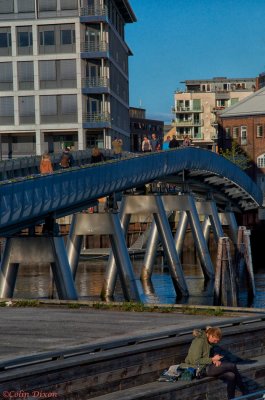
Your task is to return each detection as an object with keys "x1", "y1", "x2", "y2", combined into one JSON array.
[{"x1": 12, "y1": 255, "x2": 265, "y2": 308}]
